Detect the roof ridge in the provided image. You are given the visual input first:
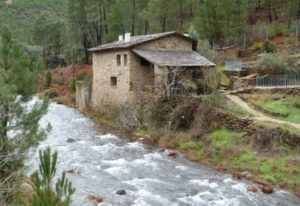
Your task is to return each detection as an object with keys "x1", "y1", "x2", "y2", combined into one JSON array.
[{"x1": 89, "y1": 31, "x2": 195, "y2": 52}]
